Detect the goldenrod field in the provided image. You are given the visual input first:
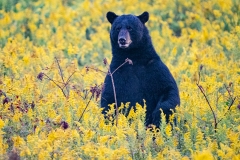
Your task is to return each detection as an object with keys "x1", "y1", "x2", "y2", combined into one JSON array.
[{"x1": 0, "y1": 0, "x2": 240, "y2": 159}]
